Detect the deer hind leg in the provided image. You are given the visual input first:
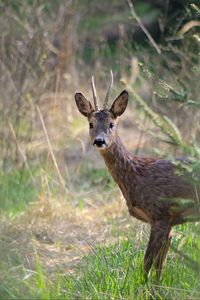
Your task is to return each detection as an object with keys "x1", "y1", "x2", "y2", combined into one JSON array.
[
  {"x1": 144, "y1": 221, "x2": 171, "y2": 279},
  {"x1": 154, "y1": 233, "x2": 172, "y2": 279}
]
